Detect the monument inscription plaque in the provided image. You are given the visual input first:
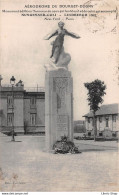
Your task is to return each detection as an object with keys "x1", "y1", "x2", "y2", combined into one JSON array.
[
  {"x1": 57, "y1": 115, "x2": 68, "y2": 131},
  {"x1": 54, "y1": 77, "x2": 68, "y2": 110}
]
